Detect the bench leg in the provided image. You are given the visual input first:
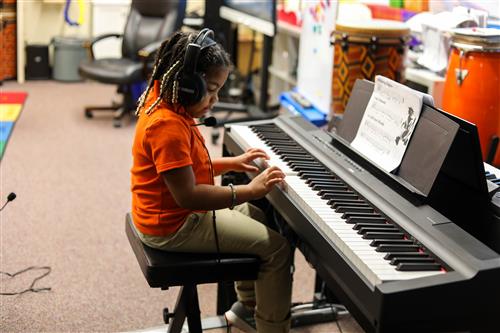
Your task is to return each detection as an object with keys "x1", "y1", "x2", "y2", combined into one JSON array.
[
  {"x1": 167, "y1": 285, "x2": 202, "y2": 333},
  {"x1": 186, "y1": 286, "x2": 202, "y2": 332}
]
